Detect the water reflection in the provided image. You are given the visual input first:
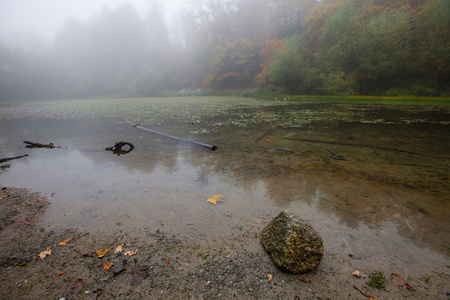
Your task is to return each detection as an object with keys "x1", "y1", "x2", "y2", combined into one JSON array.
[{"x1": 0, "y1": 109, "x2": 449, "y2": 275}]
